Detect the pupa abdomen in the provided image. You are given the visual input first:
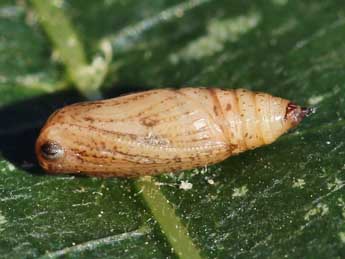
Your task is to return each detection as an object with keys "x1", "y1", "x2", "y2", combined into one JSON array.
[{"x1": 36, "y1": 88, "x2": 311, "y2": 177}]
